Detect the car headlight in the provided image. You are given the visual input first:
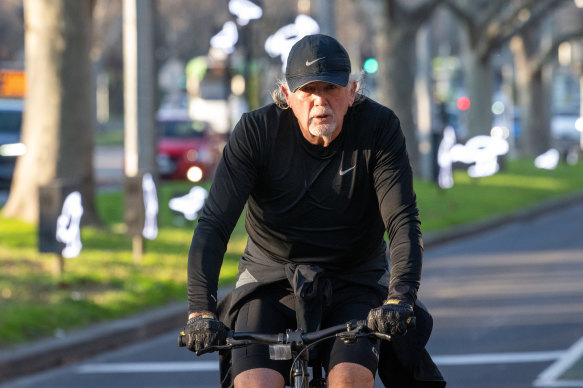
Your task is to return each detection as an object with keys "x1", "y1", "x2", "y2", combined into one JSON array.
[{"x1": 186, "y1": 166, "x2": 203, "y2": 182}]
